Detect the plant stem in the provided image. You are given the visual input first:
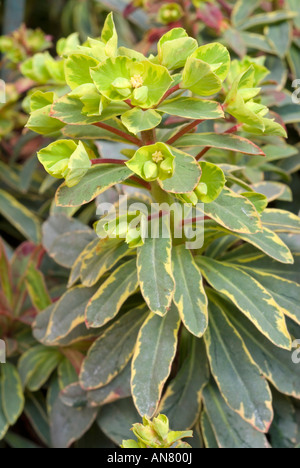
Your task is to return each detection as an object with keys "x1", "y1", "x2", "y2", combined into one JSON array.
[
  {"x1": 124, "y1": 99, "x2": 135, "y2": 108},
  {"x1": 91, "y1": 159, "x2": 151, "y2": 189},
  {"x1": 141, "y1": 129, "x2": 156, "y2": 145},
  {"x1": 156, "y1": 84, "x2": 181, "y2": 107},
  {"x1": 93, "y1": 122, "x2": 142, "y2": 146},
  {"x1": 166, "y1": 119, "x2": 204, "y2": 146},
  {"x1": 129, "y1": 176, "x2": 151, "y2": 190},
  {"x1": 182, "y1": 216, "x2": 211, "y2": 226},
  {"x1": 91, "y1": 159, "x2": 127, "y2": 165},
  {"x1": 195, "y1": 123, "x2": 243, "y2": 160},
  {"x1": 225, "y1": 123, "x2": 243, "y2": 134}
]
